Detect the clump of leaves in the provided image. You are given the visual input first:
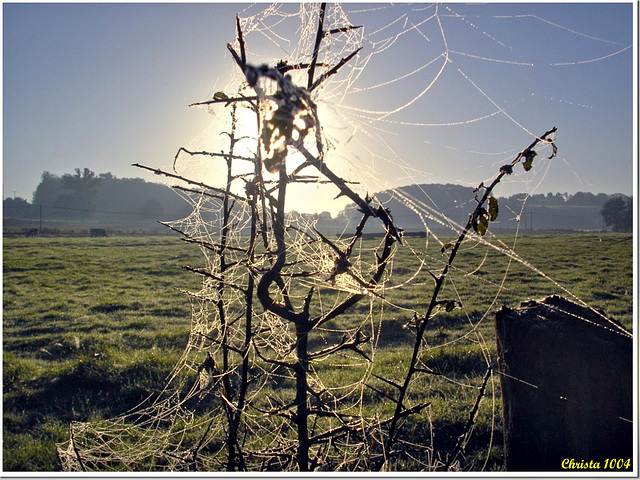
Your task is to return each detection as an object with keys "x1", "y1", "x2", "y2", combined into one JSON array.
[{"x1": 471, "y1": 133, "x2": 556, "y2": 237}]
